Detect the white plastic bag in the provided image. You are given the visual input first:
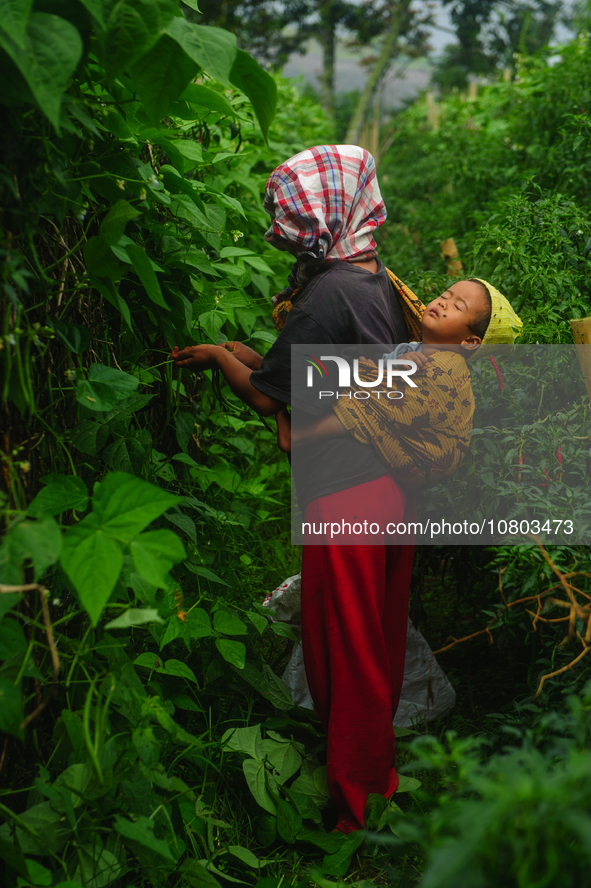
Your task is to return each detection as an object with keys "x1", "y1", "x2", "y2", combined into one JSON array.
[{"x1": 263, "y1": 573, "x2": 456, "y2": 728}]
